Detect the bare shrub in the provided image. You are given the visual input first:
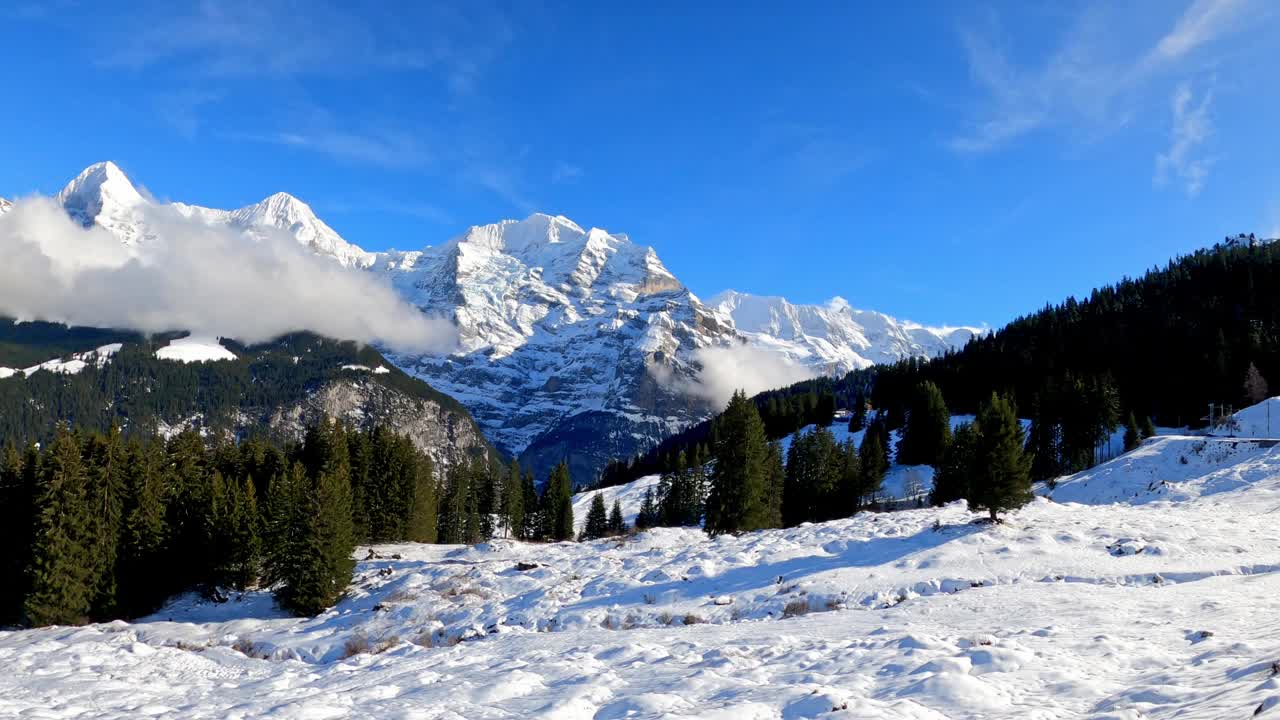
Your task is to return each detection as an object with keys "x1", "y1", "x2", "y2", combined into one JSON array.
[{"x1": 783, "y1": 598, "x2": 810, "y2": 618}]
